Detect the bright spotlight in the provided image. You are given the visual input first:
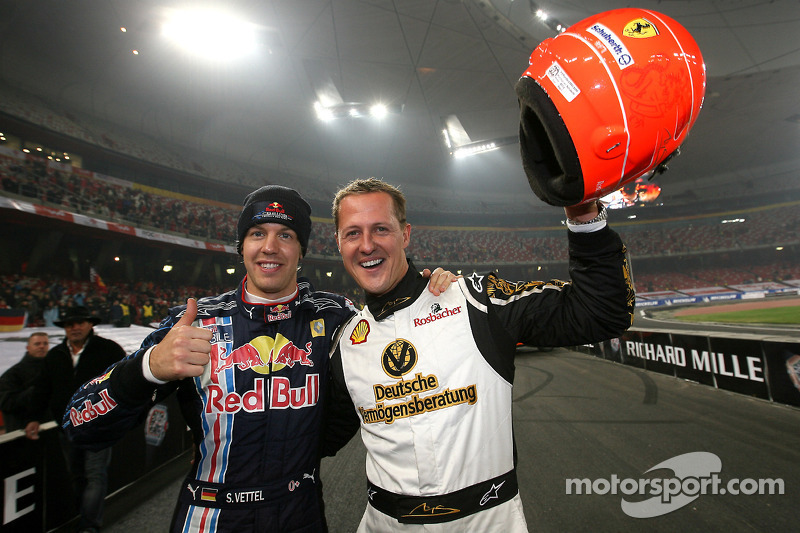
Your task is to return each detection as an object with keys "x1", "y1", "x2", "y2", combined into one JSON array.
[
  {"x1": 162, "y1": 264, "x2": 173, "y2": 272},
  {"x1": 453, "y1": 142, "x2": 498, "y2": 159},
  {"x1": 162, "y1": 8, "x2": 258, "y2": 60},
  {"x1": 226, "y1": 267, "x2": 236, "y2": 274},
  {"x1": 314, "y1": 101, "x2": 335, "y2": 121},
  {"x1": 370, "y1": 104, "x2": 388, "y2": 119}
]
